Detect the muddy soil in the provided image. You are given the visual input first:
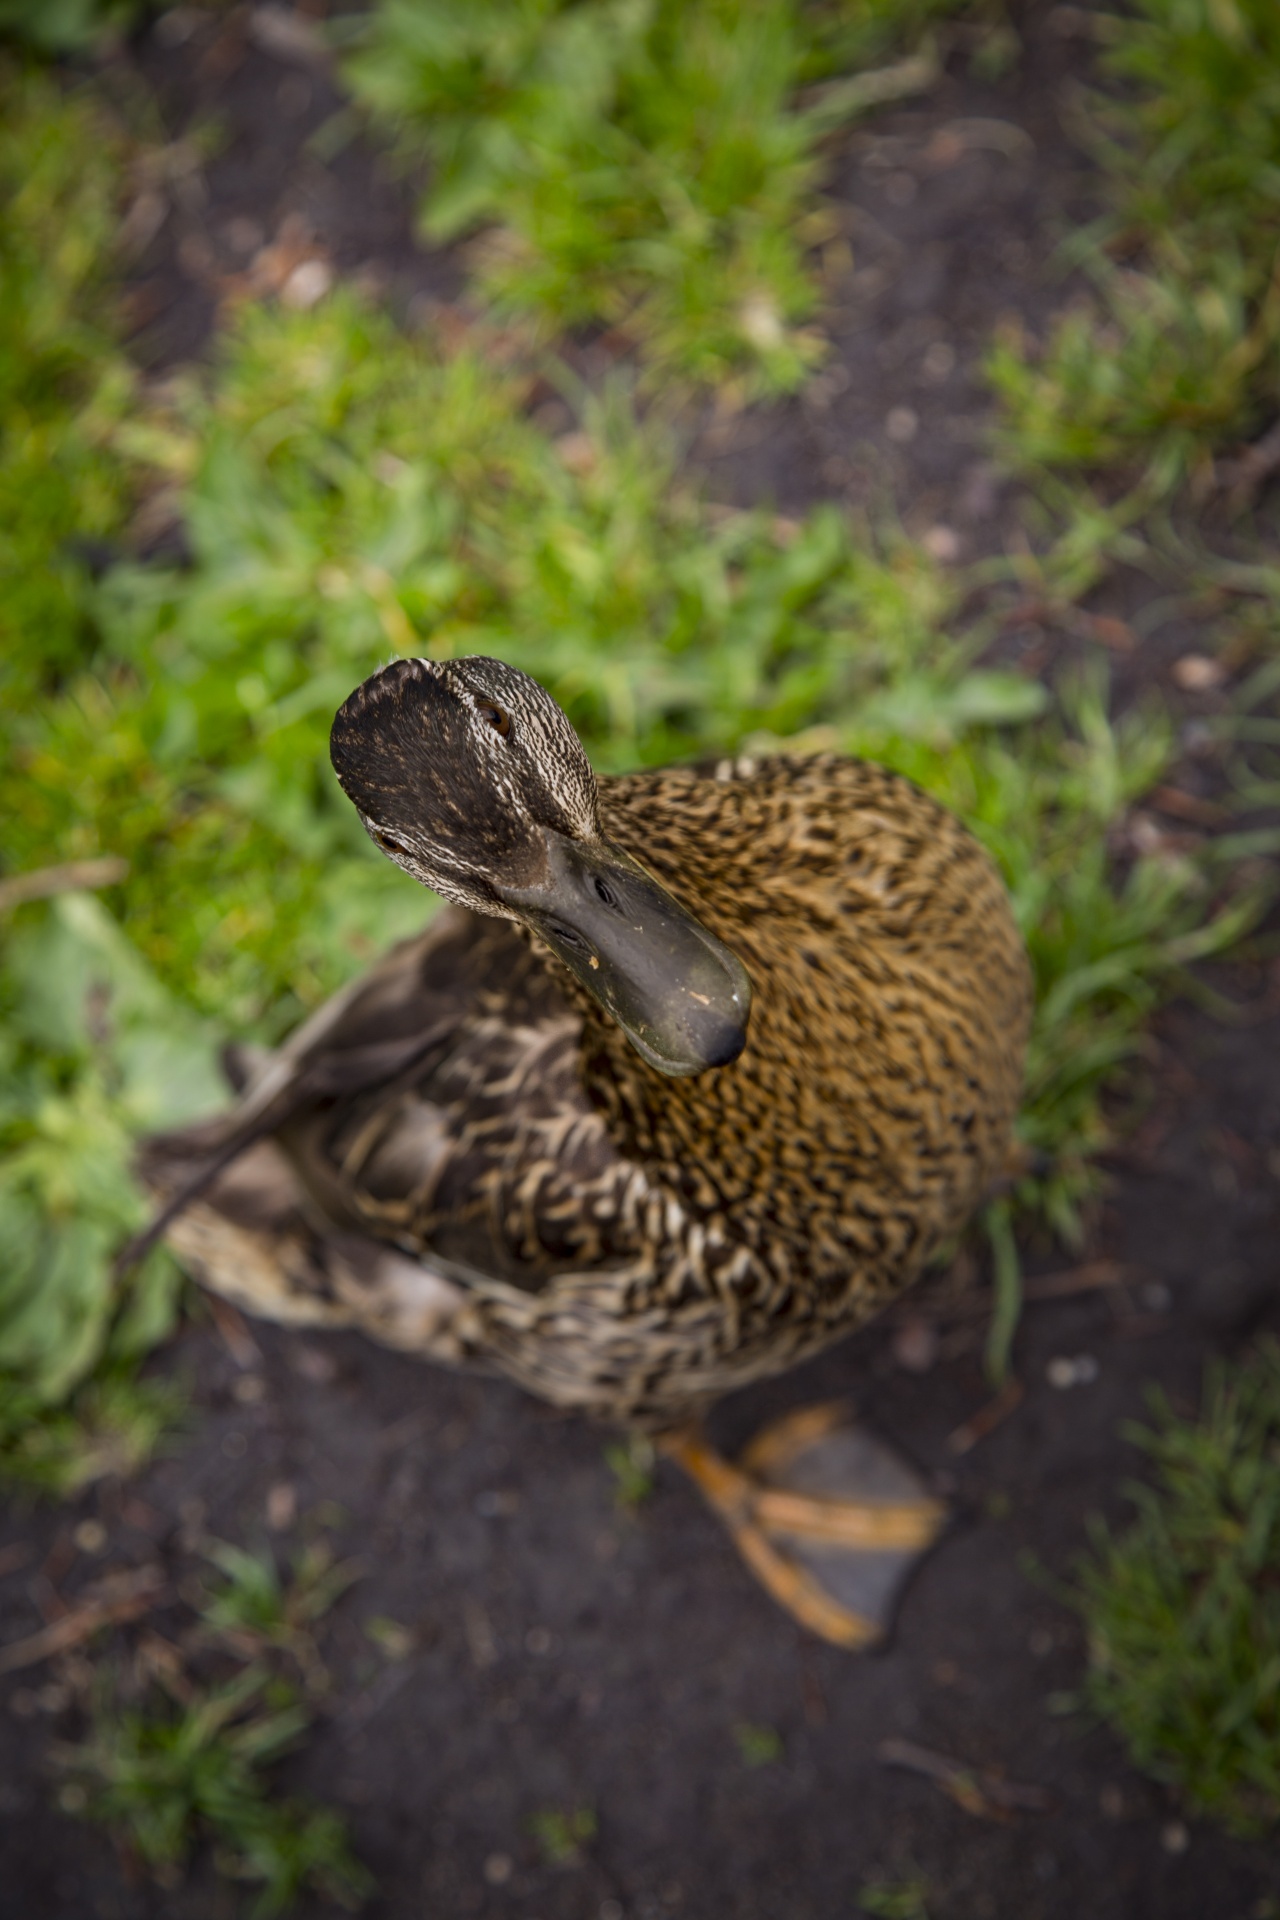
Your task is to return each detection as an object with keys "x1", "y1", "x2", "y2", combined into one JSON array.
[{"x1": 3, "y1": 6, "x2": 1280, "y2": 1918}]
